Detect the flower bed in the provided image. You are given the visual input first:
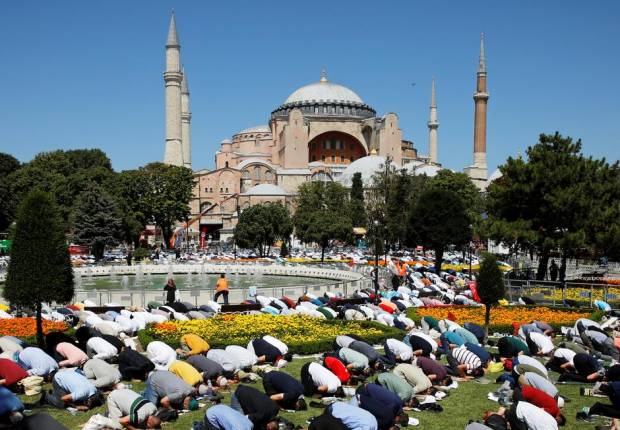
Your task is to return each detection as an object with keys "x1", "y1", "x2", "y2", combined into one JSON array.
[
  {"x1": 0, "y1": 317, "x2": 68, "y2": 338},
  {"x1": 527, "y1": 286, "x2": 620, "y2": 305},
  {"x1": 140, "y1": 314, "x2": 403, "y2": 355},
  {"x1": 406, "y1": 306, "x2": 594, "y2": 333}
]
